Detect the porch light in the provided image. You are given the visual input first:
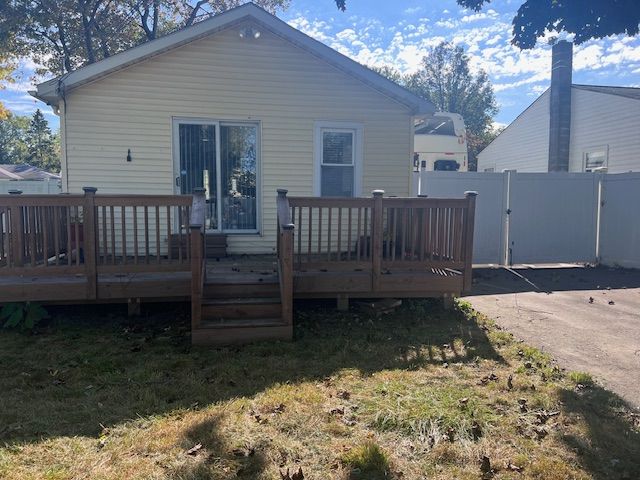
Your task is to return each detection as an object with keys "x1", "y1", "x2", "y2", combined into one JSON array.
[{"x1": 239, "y1": 26, "x2": 261, "y2": 39}]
